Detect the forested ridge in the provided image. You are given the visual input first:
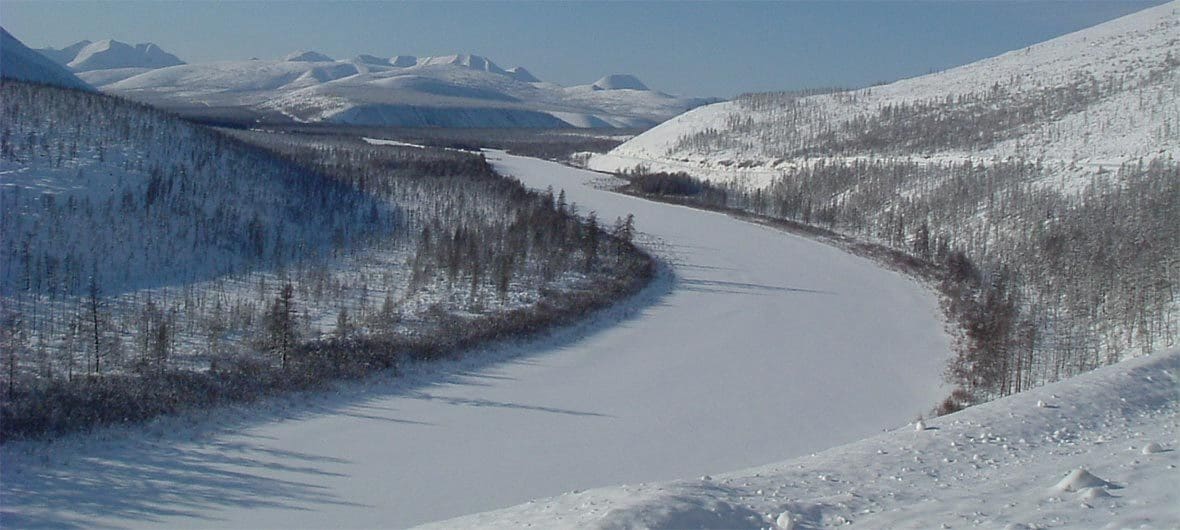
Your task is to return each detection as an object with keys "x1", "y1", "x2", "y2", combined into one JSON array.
[{"x1": 0, "y1": 81, "x2": 651, "y2": 440}]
